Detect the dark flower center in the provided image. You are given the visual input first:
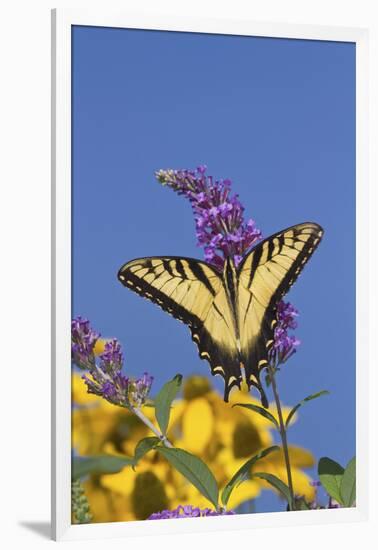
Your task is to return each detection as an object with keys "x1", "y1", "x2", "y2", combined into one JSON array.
[
  {"x1": 233, "y1": 422, "x2": 262, "y2": 458},
  {"x1": 131, "y1": 472, "x2": 169, "y2": 520},
  {"x1": 183, "y1": 375, "x2": 211, "y2": 400}
]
